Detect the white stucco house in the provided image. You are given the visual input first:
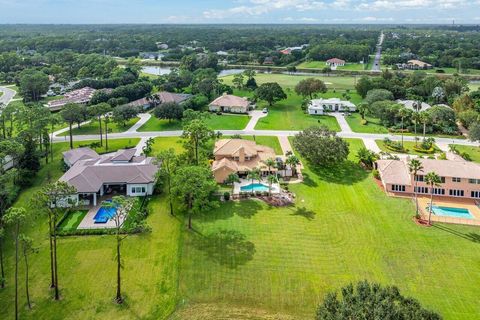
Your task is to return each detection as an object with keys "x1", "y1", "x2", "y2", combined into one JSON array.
[
  {"x1": 60, "y1": 148, "x2": 159, "y2": 206},
  {"x1": 307, "y1": 98, "x2": 356, "y2": 115}
]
